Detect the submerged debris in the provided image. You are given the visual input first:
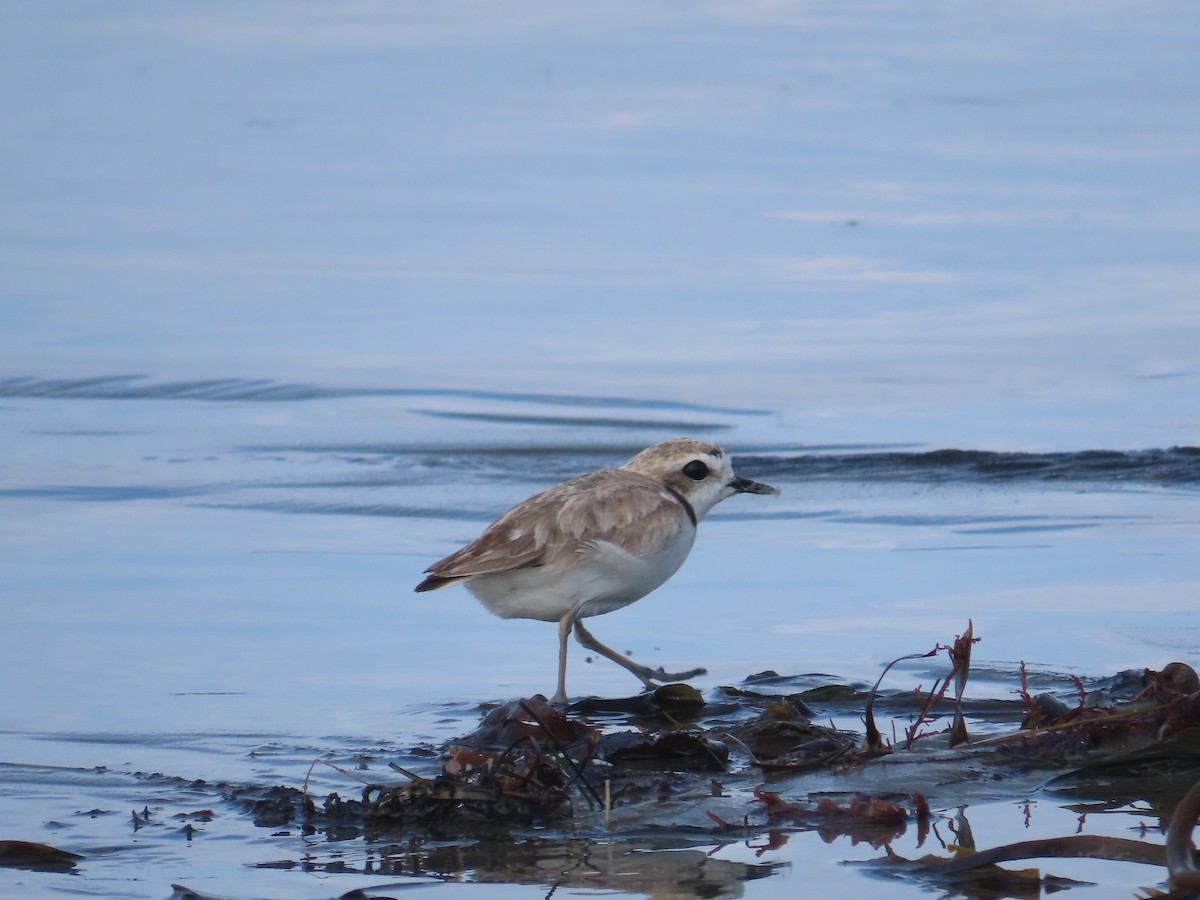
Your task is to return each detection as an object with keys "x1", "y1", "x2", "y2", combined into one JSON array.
[
  {"x1": 459, "y1": 695, "x2": 596, "y2": 753},
  {"x1": 724, "y1": 699, "x2": 856, "y2": 771},
  {"x1": 361, "y1": 740, "x2": 574, "y2": 826},
  {"x1": 601, "y1": 729, "x2": 729, "y2": 771},
  {"x1": 992, "y1": 661, "x2": 1200, "y2": 769},
  {"x1": 750, "y1": 787, "x2": 915, "y2": 848},
  {"x1": 244, "y1": 653, "x2": 1200, "y2": 835},
  {"x1": 0, "y1": 840, "x2": 82, "y2": 872},
  {"x1": 216, "y1": 627, "x2": 1200, "y2": 898}
]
